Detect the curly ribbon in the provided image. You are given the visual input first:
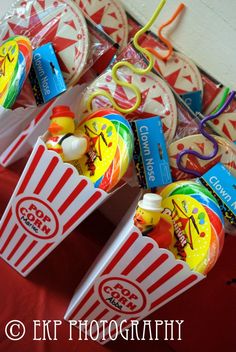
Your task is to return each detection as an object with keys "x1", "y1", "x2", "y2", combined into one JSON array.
[
  {"x1": 176, "y1": 90, "x2": 236, "y2": 177},
  {"x1": 86, "y1": 0, "x2": 167, "y2": 114},
  {"x1": 145, "y1": 3, "x2": 185, "y2": 62}
]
